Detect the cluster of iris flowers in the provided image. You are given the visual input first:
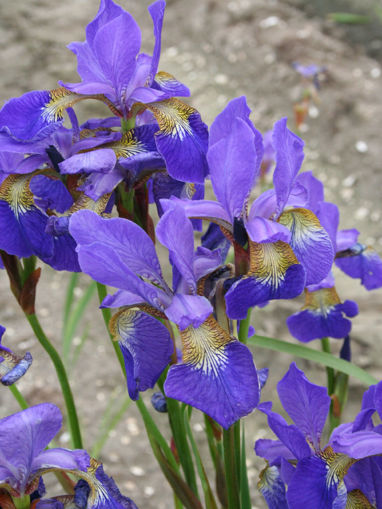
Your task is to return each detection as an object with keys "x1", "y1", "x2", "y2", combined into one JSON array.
[{"x1": 0, "y1": 0, "x2": 382, "y2": 507}]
